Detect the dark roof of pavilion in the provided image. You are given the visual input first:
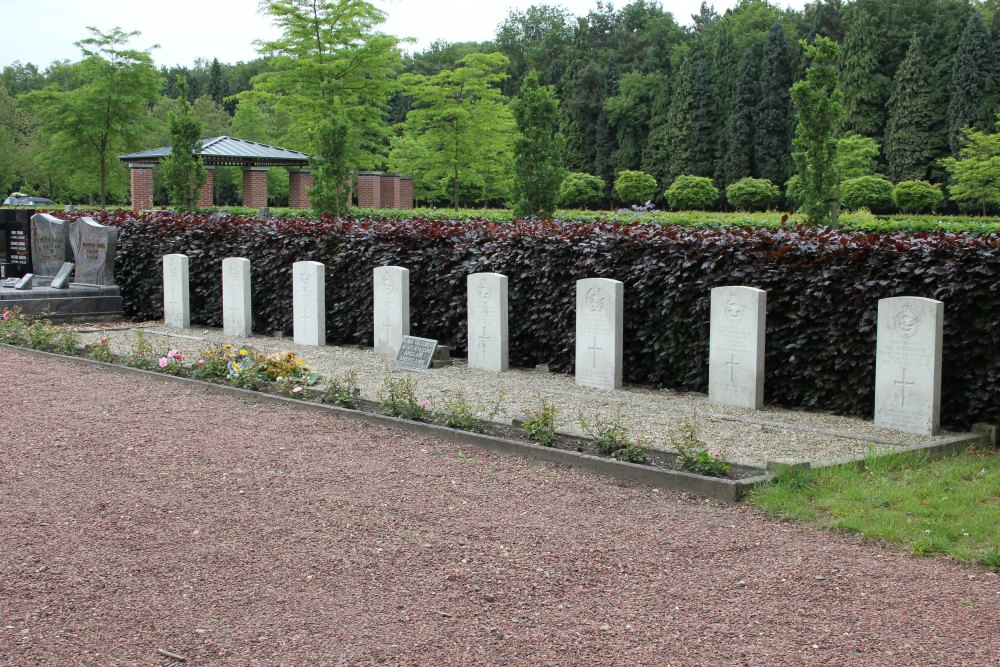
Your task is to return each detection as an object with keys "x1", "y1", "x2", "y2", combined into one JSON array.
[{"x1": 119, "y1": 136, "x2": 312, "y2": 168}]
